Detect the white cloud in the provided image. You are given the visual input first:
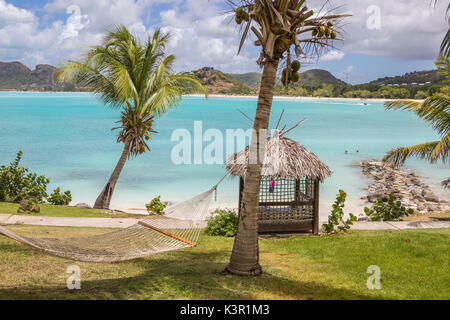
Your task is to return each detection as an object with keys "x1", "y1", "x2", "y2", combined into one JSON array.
[
  {"x1": 0, "y1": 0, "x2": 35, "y2": 28},
  {"x1": 159, "y1": 2, "x2": 255, "y2": 73},
  {"x1": 334, "y1": 0, "x2": 448, "y2": 60},
  {"x1": 0, "y1": 0, "x2": 447, "y2": 72},
  {"x1": 320, "y1": 50, "x2": 345, "y2": 61},
  {"x1": 58, "y1": 5, "x2": 90, "y2": 43},
  {"x1": 0, "y1": 0, "x2": 158, "y2": 68}
]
